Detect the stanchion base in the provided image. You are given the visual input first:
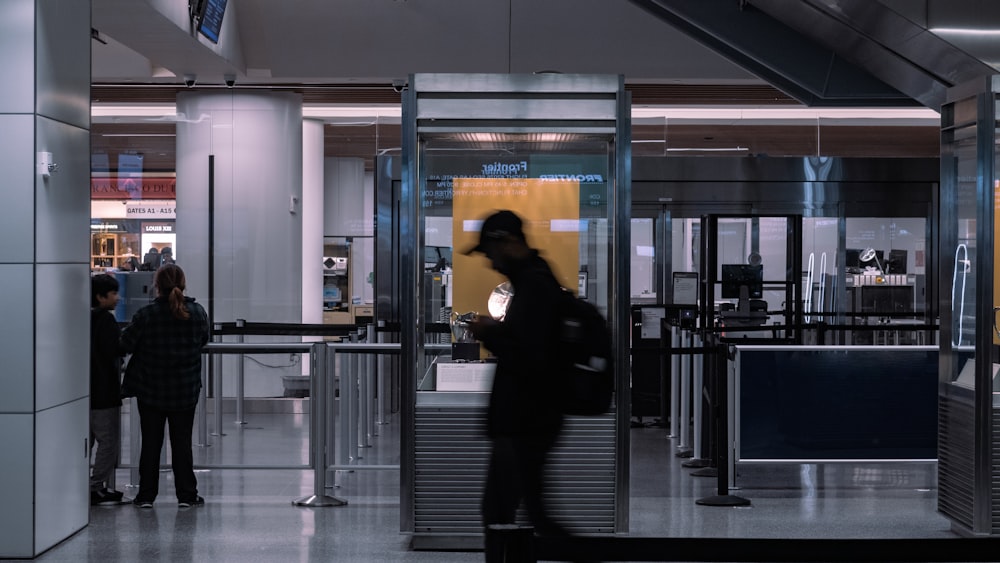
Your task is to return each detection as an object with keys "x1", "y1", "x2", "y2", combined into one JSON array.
[
  {"x1": 681, "y1": 458, "x2": 711, "y2": 468},
  {"x1": 691, "y1": 467, "x2": 717, "y2": 478},
  {"x1": 675, "y1": 448, "x2": 693, "y2": 458},
  {"x1": 293, "y1": 494, "x2": 347, "y2": 507},
  {"x1": 696, "y1": 494, "x2": 750, "y2": 507}
]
